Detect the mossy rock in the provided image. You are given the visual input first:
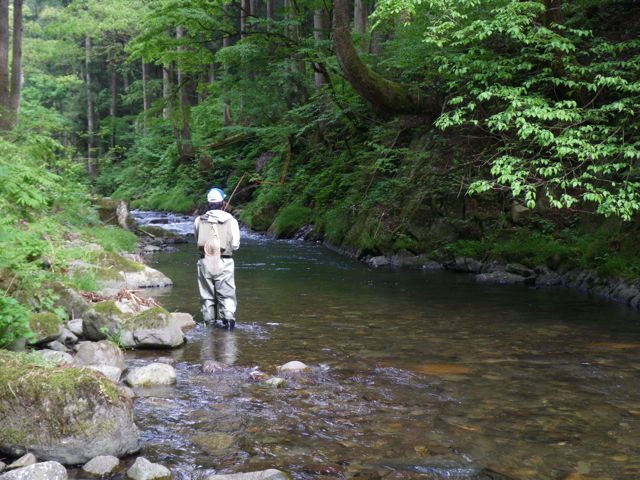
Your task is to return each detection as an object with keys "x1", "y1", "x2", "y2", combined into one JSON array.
[
  {"x1": 92, "y1": 251, "x2": 145, "y2": 273},
  {"x1": 136, "y1": 225, "x2": 178, "y2": 239},
  {"x1": 28, "y1": 312, "x2": 62, "y2": 345},
  {"x1": 122, "y1": 306, "x2": 171, "y2": 330},
  {"x1": 0, "y1": 350, "x2": 140, "y2": 464},
  {"x1": 83, "y1": 301, "x2": 127, "y2": 341},
  {"x1": 120, "y1": 307, "x2": 185, "y2": 349}
]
